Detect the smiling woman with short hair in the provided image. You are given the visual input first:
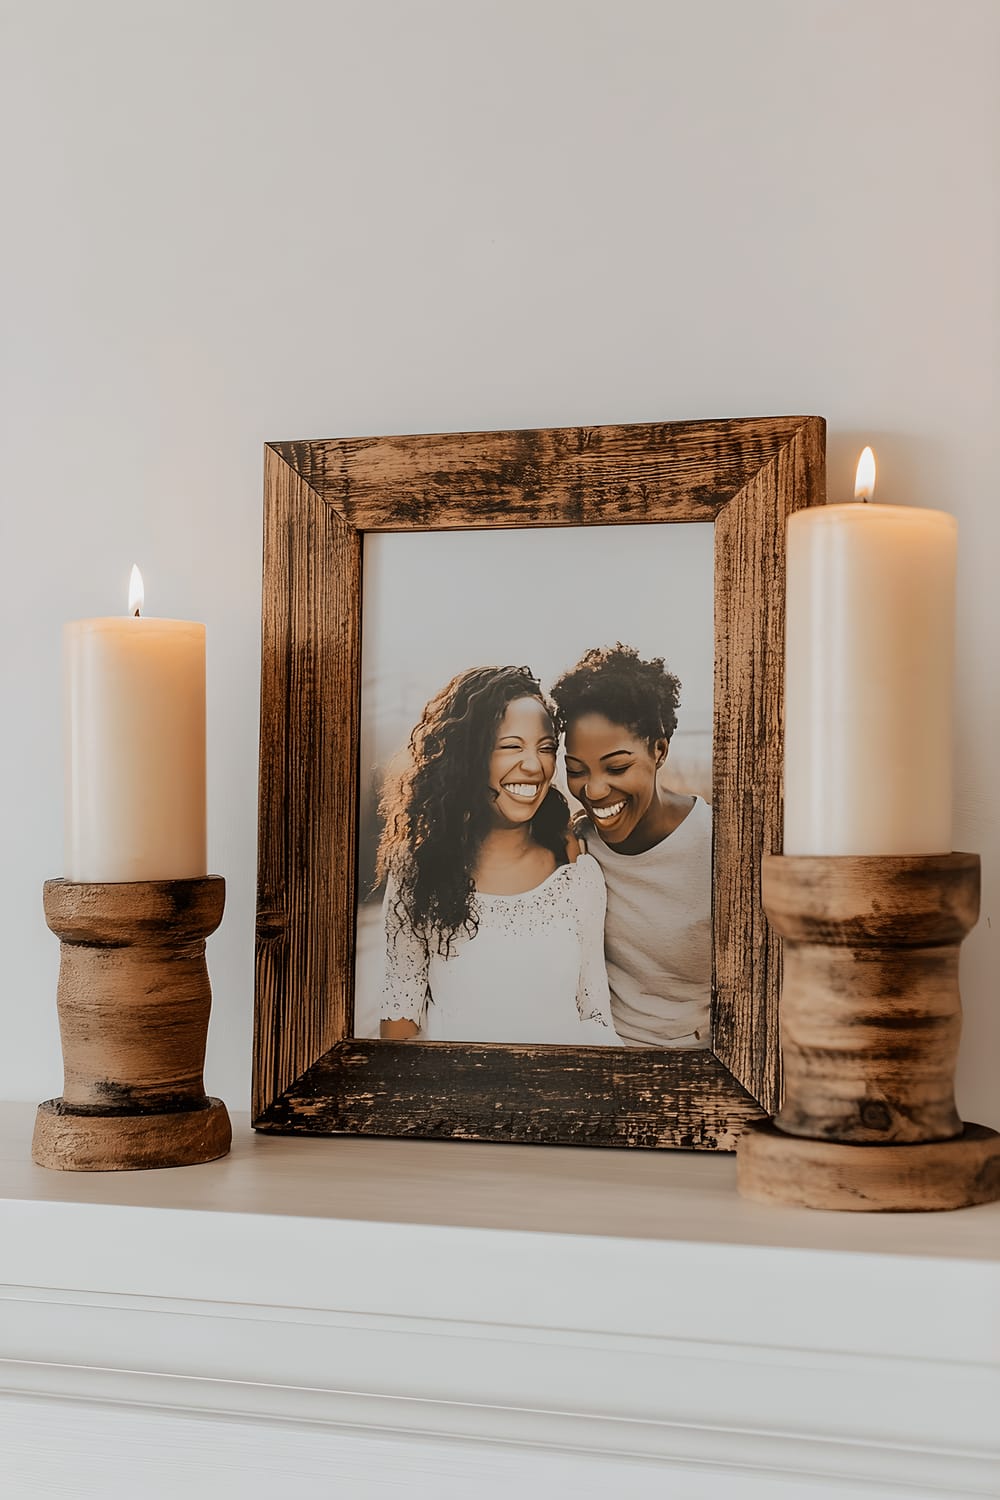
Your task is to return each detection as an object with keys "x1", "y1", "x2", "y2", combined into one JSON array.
[
  {"x1": 377, "y1": 664, "x2": 613, "y2": 1044},
  {"x1": 551, "y1": 644, "x2": 712, "y2": 1050}
]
